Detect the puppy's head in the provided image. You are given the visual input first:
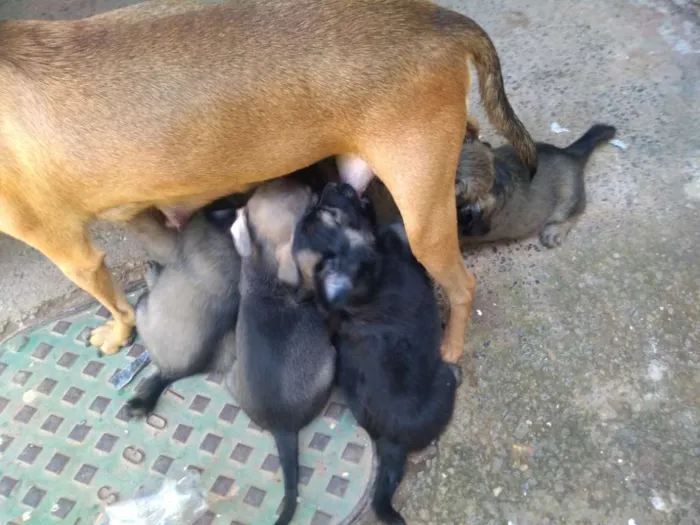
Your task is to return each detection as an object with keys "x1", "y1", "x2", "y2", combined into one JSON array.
[
  {"x1": 292, "y1": 182, "x2": 376, "y2": 290},
  {"x1": 230, "y1": 178, "x2": 314, "y2": 286},
  {"x1": 292, "y1": 182, "x2": 381, "y2": 309},
  {"x1": 454, "y1": 140, "x2": 499, "y2": 237}
]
